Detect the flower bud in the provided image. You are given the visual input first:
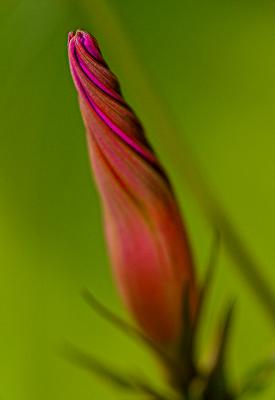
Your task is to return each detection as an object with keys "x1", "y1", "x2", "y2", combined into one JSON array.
[{"x1": 68, "y1": 30, "x2": 197, "y2": 345}]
